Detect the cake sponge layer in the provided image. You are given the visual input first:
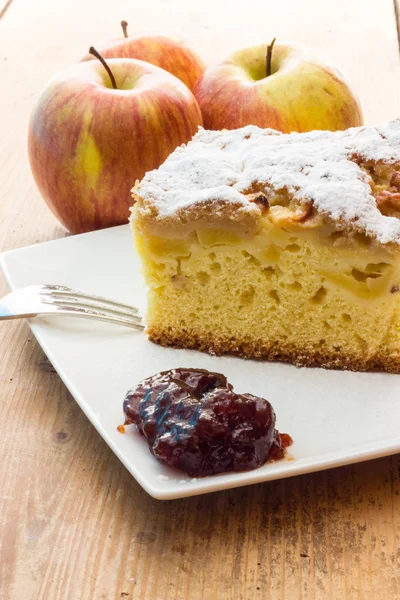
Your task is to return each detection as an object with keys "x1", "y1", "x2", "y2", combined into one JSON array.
[{"x1": 135, "y1": 225, "x2": 400, "y2": 372}]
